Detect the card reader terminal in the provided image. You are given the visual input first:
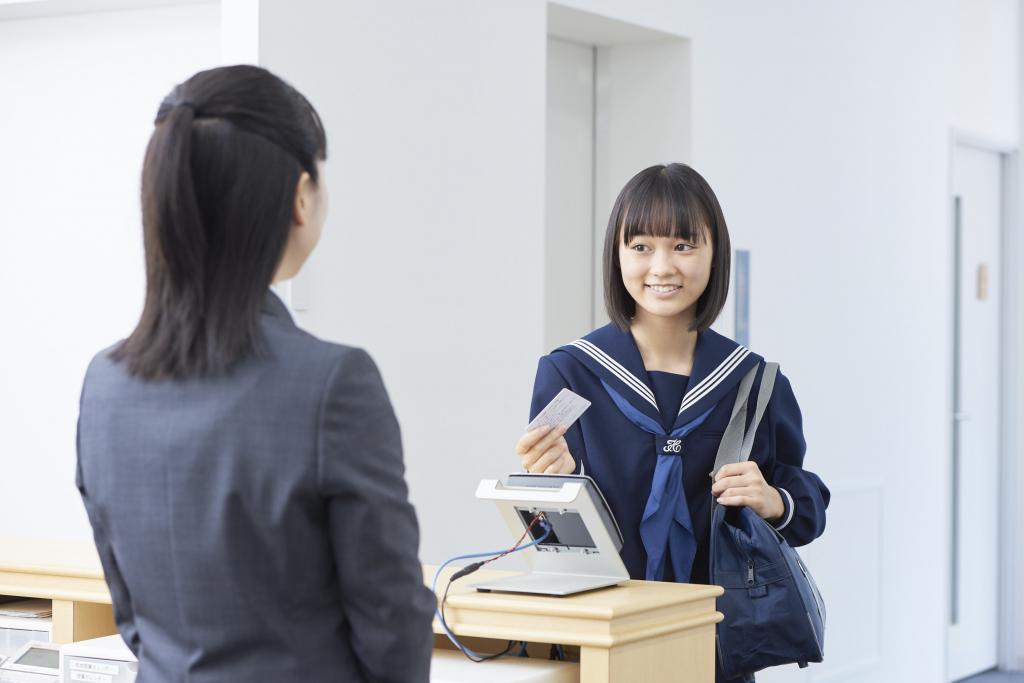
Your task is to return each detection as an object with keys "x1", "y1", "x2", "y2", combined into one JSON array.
[{"x1": 474, "y1": 473, "x2": 629, "y2": 596}]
